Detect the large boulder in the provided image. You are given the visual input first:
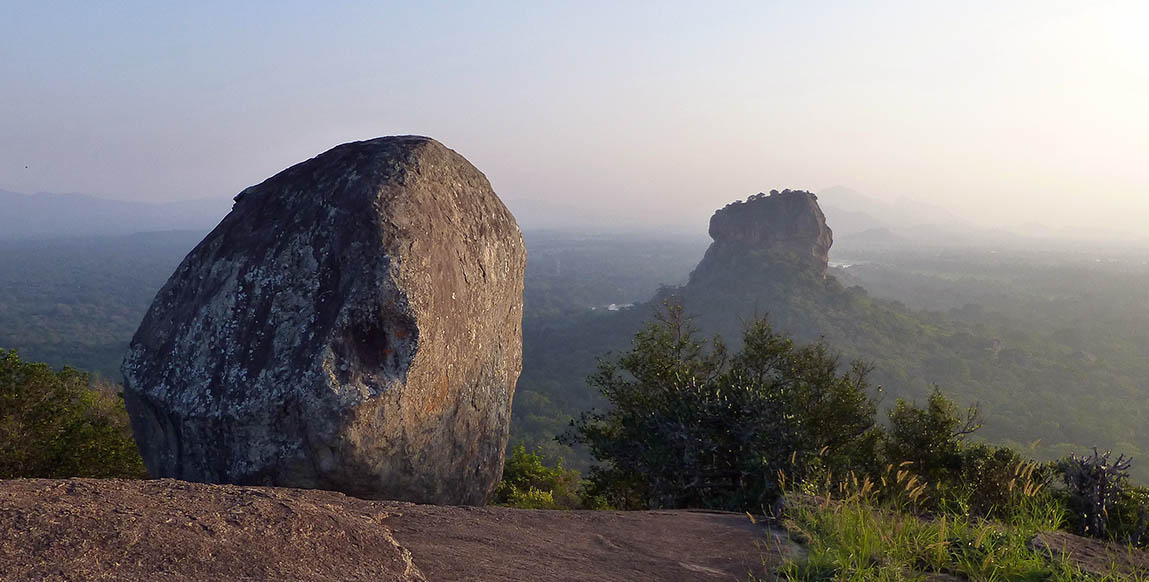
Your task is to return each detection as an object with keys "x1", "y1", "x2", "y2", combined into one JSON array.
[{"x1": 122, "y1": 136, "x2": 526, "y2": 505}]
